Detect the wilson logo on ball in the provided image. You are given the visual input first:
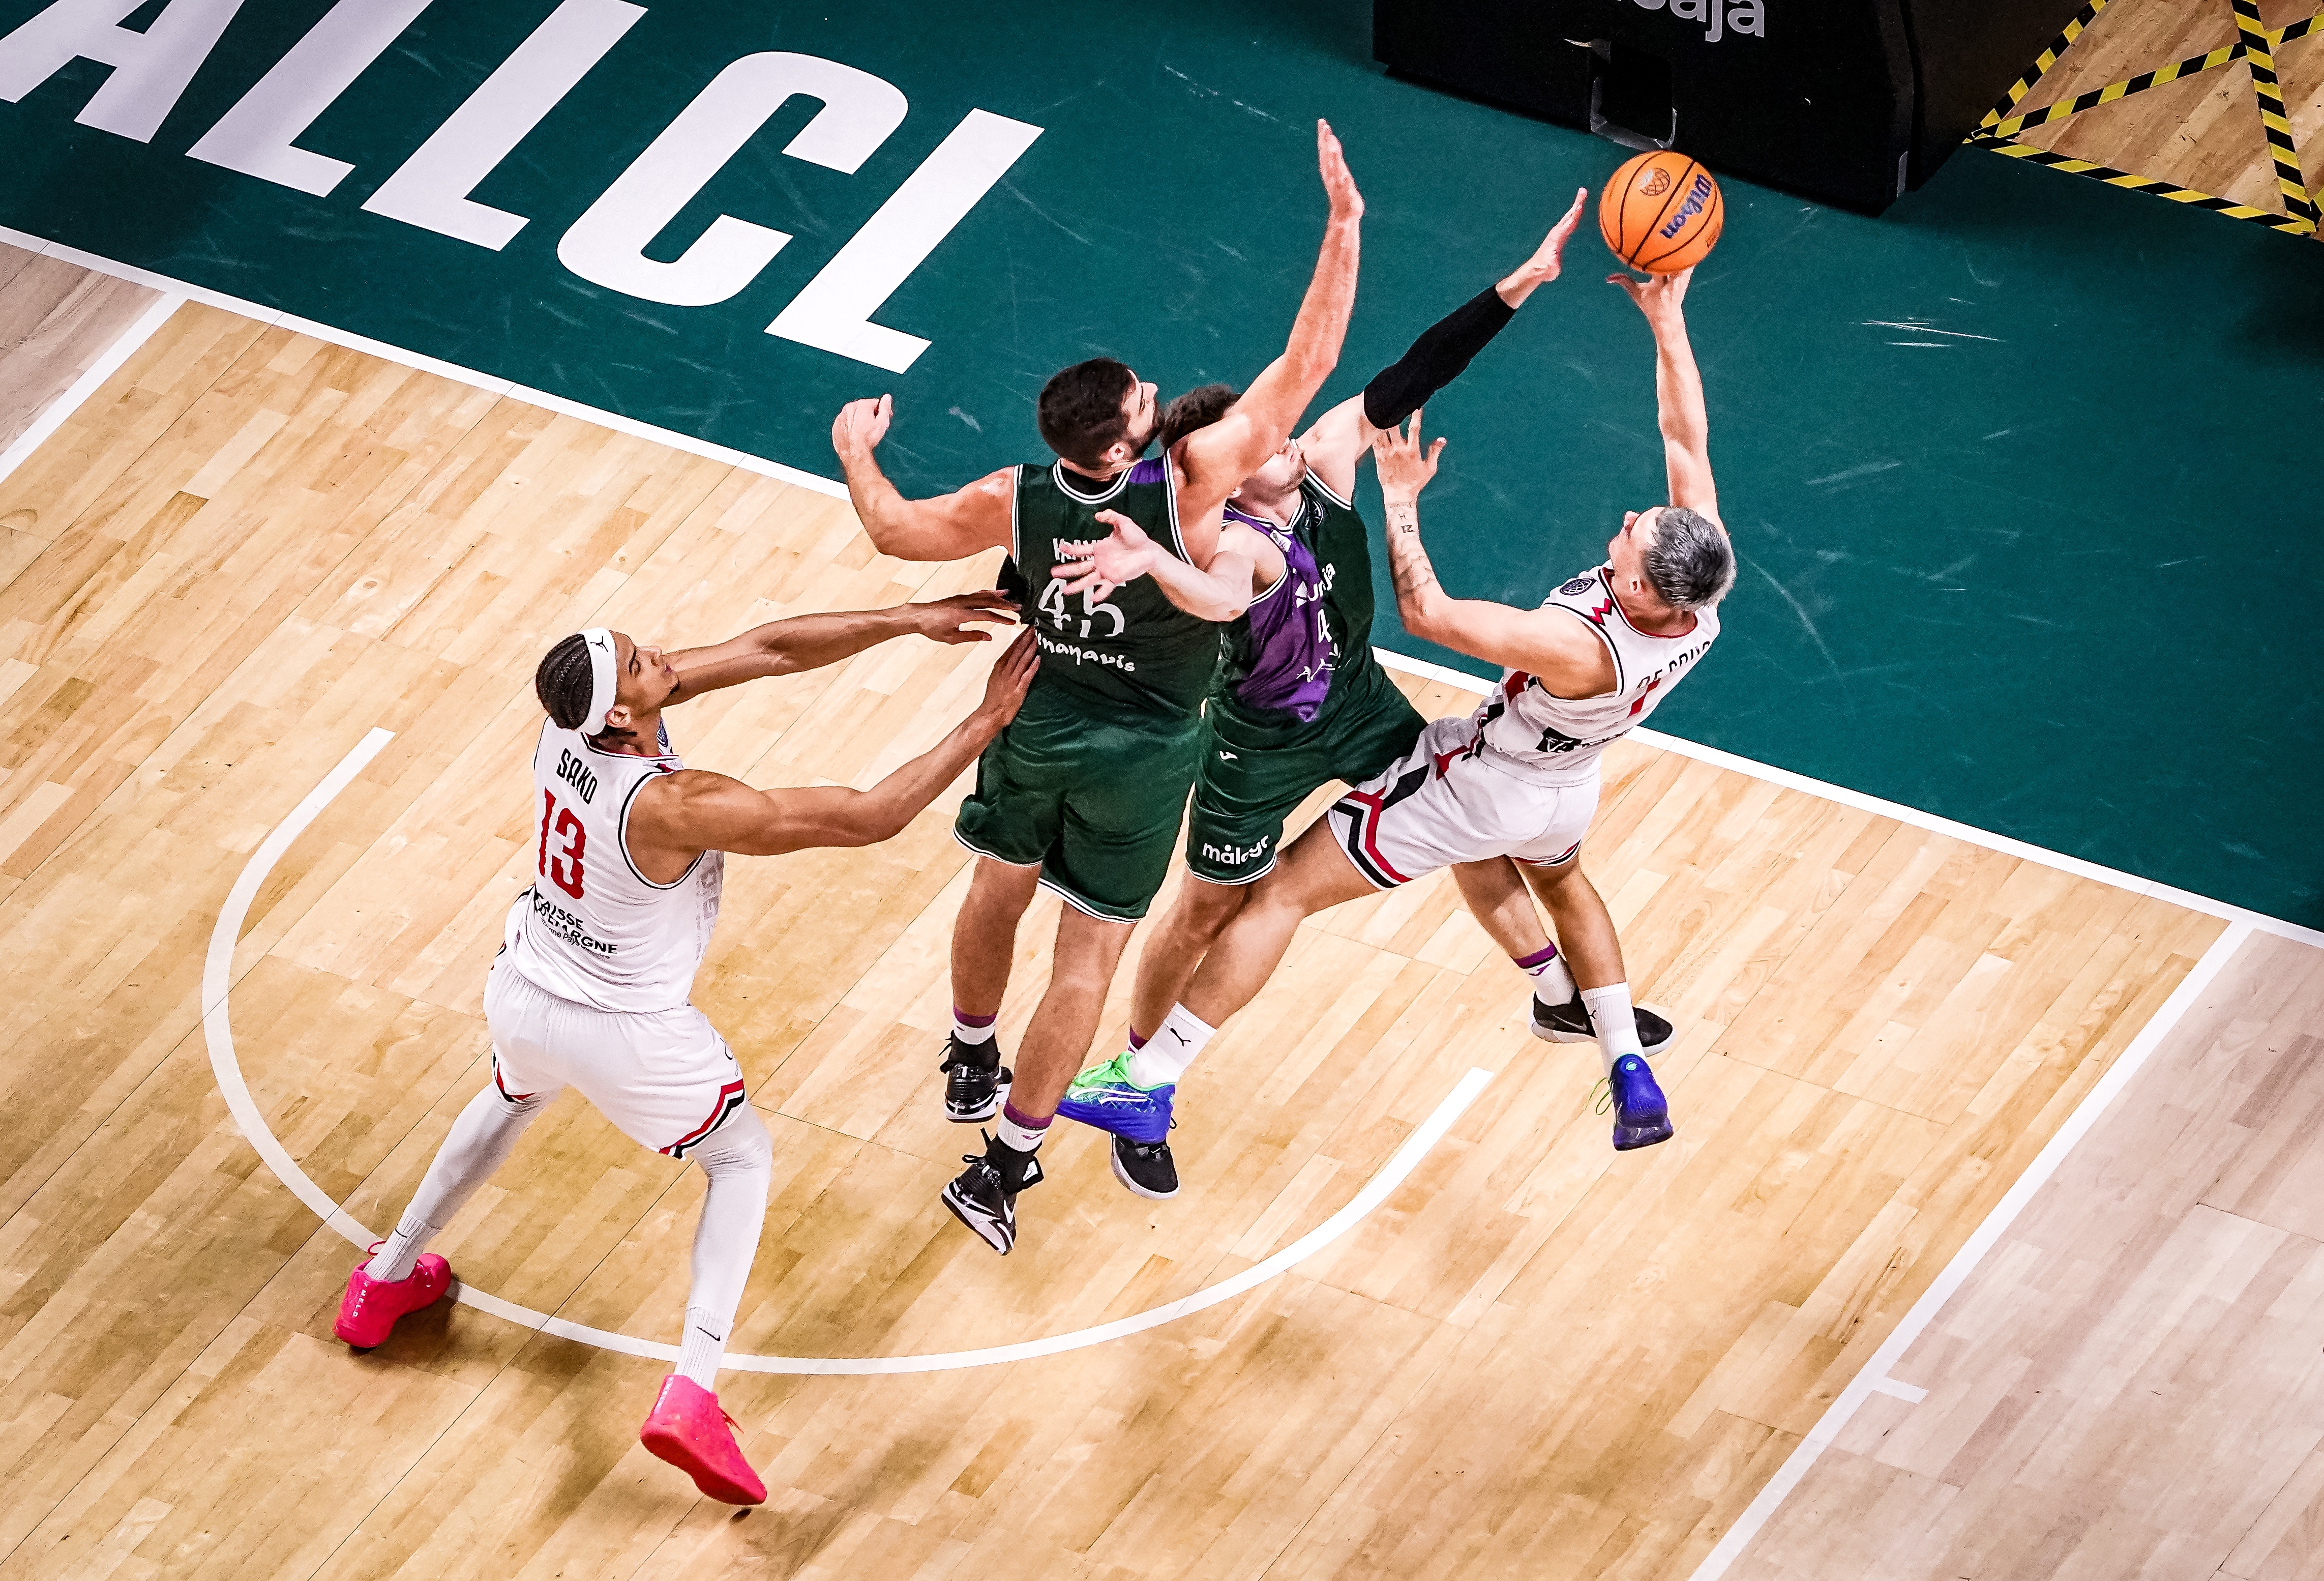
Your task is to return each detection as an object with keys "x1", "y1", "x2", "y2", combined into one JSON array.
[
  {"x1": 1600, "y1": 151, "x2": 1725, "y2": 275},
  {"x1": 1659, "y1": 173, "x2": 1716, "y2": 239}
]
